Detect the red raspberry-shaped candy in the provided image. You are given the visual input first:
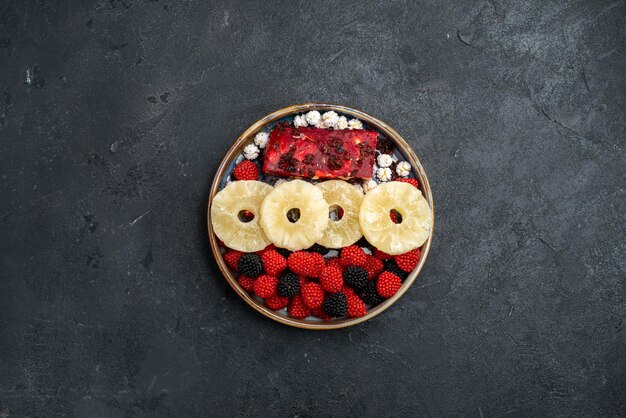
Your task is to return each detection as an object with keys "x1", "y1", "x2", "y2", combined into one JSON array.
[
  {"x1": 288, "y1": 251, "x2": 324, "y2": 278},
  {"x1": 376, "y1": 272, "x2": 402, "y2": 298},
  {"x1": 301, "y1": 282, "x2": 325, "y2": 309},
  {"x1": 288, "y1": 295, "x2": 311, "y2": 319},
  {"x1": 261, "y1": 249, "x2": 287, "y2": 276},
  {"x1": 340, "y1": 245, "x2": 367, "y2": 268},
  {"x1": 233, "y1": 160, "x2": 259, "y2": 180},
  {"x1": 238, "y1": 275, "x2": 256, "y2": 293},
  {"x1": 394, "y1": 248, "x2": 422, "y2": 273},
  {"x1": 224, "y1": 250, "x2": 243, "y2": 272},
  {"x1": 363, "y1": 255, "x2": 384, "y2": 280},
  {"x1": 253, "y1": 274, "x2": 278, "y2": 298},
  {"x1": 264, "y1": 295, "x2": 289, "y2": 310},
  {"x1": 319, "y1": 266, "x2": 343, "y2": 293},
  {"x1": 347, "y1": 294, "x2": 367, "y2": 318}
]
